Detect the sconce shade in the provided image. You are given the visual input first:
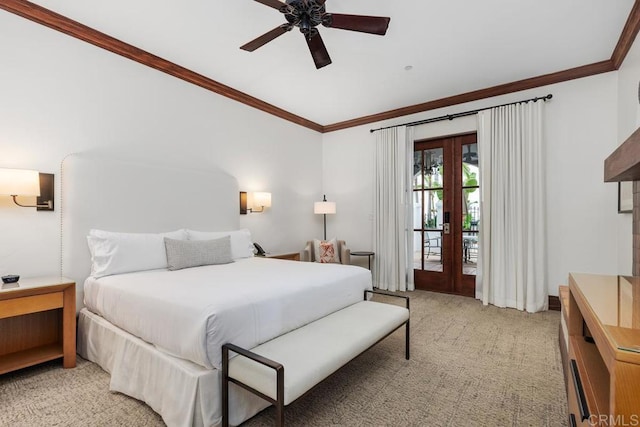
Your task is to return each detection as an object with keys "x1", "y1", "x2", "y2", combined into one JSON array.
[
  {"x1": 252, "y1": 192, "x2": 272, "y2": 208},
  {"x1": 314, "y1": 201, "x2": 336, "y2": 215},
  {"x1": 0, "y1": 168, "x2": 40, "y2": 196}
]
